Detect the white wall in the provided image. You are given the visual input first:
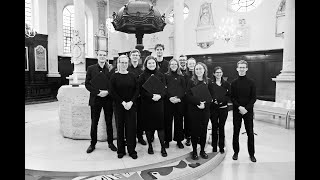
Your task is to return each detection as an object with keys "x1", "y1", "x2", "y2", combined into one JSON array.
[
  {"x1": 116, "y1": 0, "x2": 284, "y2": 57},
  {"x1": 39, "y1": 0, "x2": 285, "y2": 60}
]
